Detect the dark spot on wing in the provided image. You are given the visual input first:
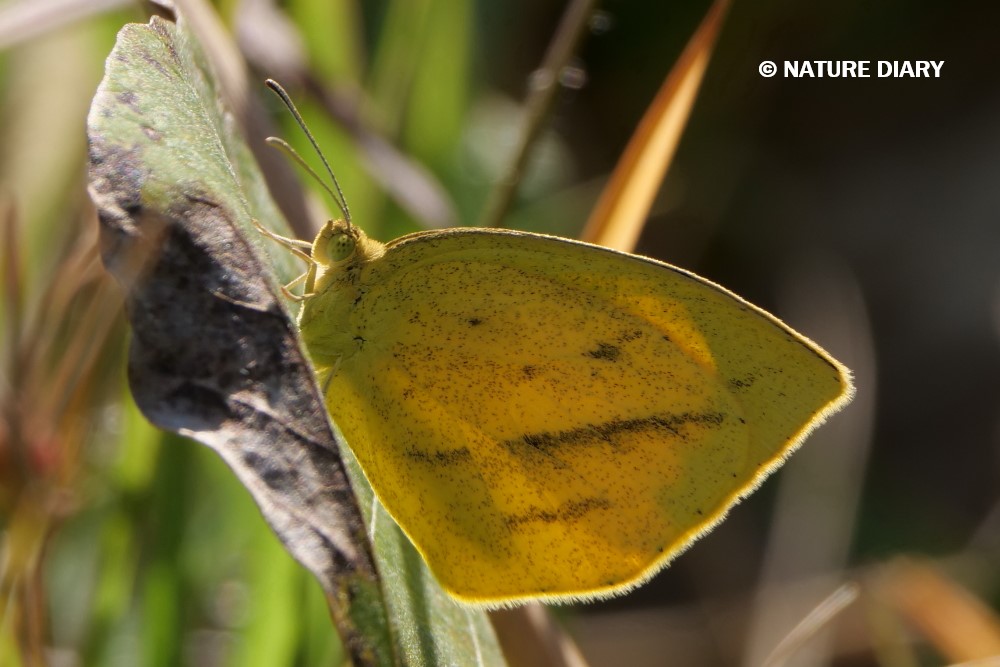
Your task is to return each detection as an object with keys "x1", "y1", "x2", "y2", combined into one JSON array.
[
  {"x1": 620, "y1": 329, "x2": 643, "y2": 342},
  {"x1": 728, "y1": 373, "x2": 757, "y2": 391},
  {"x1": 467, "y1": 317, "x2": 483, "y2": 326},
  {"x1": 404, "y1": 447, "x2": 472, "y2": 465},
  {"x1": 509, "y1": 411, "x2": 726, "y2": 451},
  {"x1": 586, "y1": 342, "x2": 621, "y2": 362},
  {"x1": 506, "y1": 496, "x2": 612, "y2": 530},
  {"x1": 522, "y1": 365, "x2": 538, "y2": 379}
]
